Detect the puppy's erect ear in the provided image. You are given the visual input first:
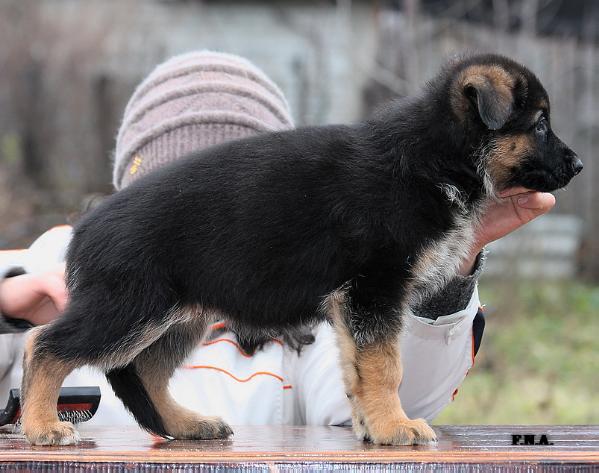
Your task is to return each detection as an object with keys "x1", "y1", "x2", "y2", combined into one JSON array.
[{"x1": 454, "y1": 65, "x2": 515, "y2": 130}]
